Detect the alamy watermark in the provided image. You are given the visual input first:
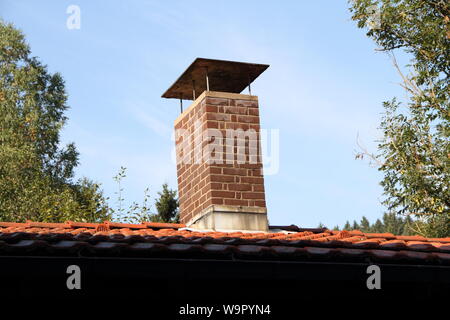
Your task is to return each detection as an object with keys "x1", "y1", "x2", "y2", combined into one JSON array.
[
  {"x1": 171, "y1": 120, "x2": 280, "y2": 175},
  {"x1": 66, "y1": 5, "x2": 81, "y2": 30},
  {"x1": 366, "y1": 264, "x2": 381, "y2": 289},
  {"x1": 66, "y1": 265, "x2": 81, "y2": 290}
]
